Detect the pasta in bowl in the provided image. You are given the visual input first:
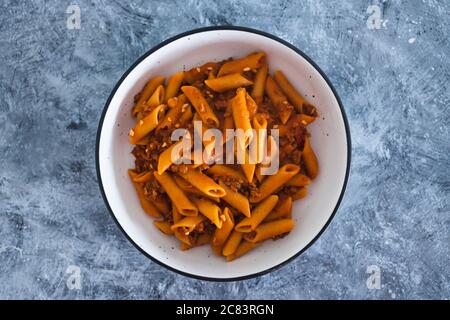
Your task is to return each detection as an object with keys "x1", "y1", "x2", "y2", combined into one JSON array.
[{"x1": 97, "y1": 27, "x2": 350, "y2": 280}]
